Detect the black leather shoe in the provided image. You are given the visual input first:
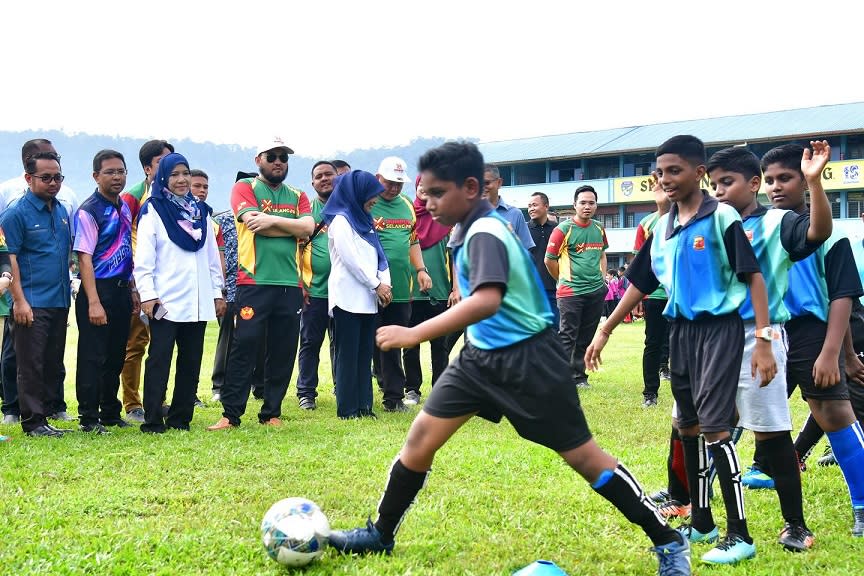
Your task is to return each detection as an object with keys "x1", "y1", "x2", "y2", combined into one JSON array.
[
  {"x1": 80, "y1": 423, "x2": 110, "y2": 434},
  {"x1": 102, "y1": 419, "x2": 132, "y2": 428},
  {"x1": 26, "y1": 425, "x2": 64, "y2": 437},
  {"x1": 382, "y1": 401, "x2": 411, "y2": 413}
]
